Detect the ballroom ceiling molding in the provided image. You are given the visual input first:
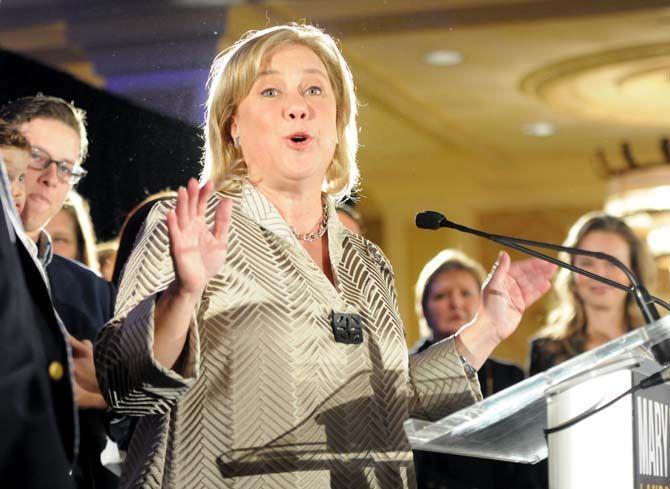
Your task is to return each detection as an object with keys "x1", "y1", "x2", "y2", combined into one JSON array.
[
  {"x1": 520, "y1": 42, "x2": 670, "y2": 127},
  {"x1": 263, "y1": 0, "x2": 670, "y2": 37}
]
